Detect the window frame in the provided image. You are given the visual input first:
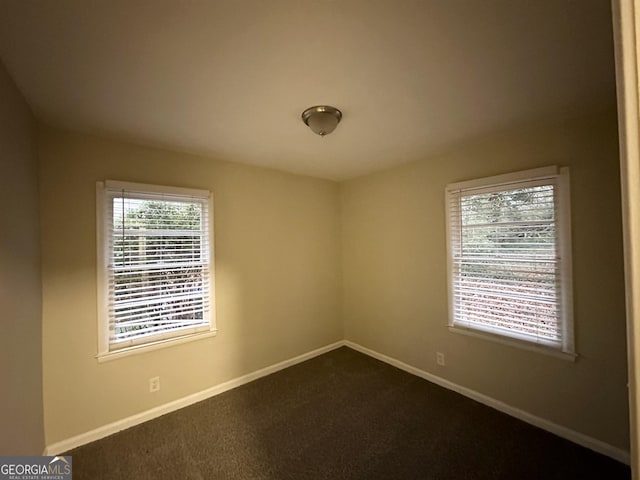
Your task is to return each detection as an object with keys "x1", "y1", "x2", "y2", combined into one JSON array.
[
  {"x1": 445, "y1": 166, "x2": 575, "y2": 359},
  {"x1": 96, "y1": 180, "x2": 216, "y2": 362}
]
